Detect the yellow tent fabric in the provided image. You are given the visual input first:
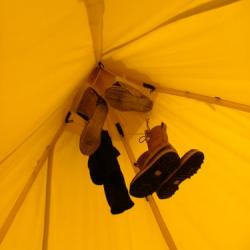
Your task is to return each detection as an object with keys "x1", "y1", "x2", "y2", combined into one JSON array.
[{"x1": 1, "y1": 0, "x2": 250, "y2": 249}]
